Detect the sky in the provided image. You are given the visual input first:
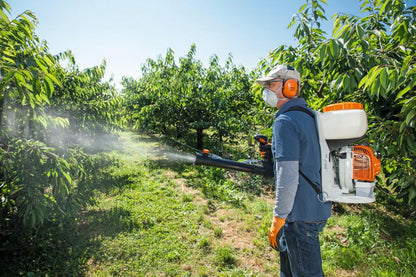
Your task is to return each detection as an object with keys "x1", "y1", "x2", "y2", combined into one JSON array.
[{"x1": 8, "y1": 0, "x2": 375, "y2": 88}]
